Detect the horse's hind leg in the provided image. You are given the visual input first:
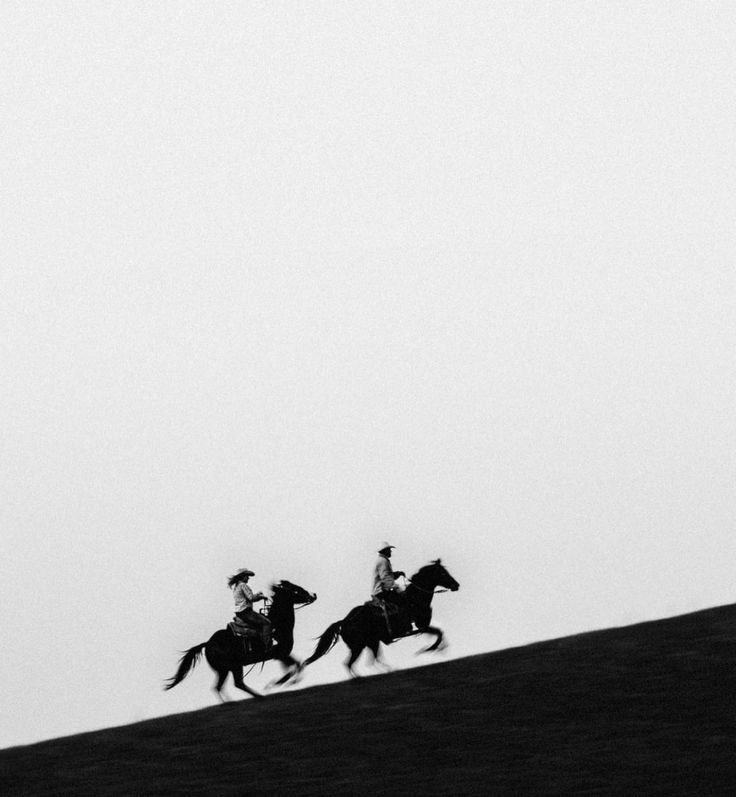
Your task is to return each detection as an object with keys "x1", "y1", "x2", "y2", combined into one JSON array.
[
  {"x1": 232, "y1": 669, "x2": 264, "y2": 700},
  {"x1": 345, "y1": 643, "x2": 366, "y2": 678},
  {"x1": 368, "y1": 640, "x2": 392, "y2": 673},
  {"x1": 213, "y1": 668, "x2": 229, "y2": 702}
]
